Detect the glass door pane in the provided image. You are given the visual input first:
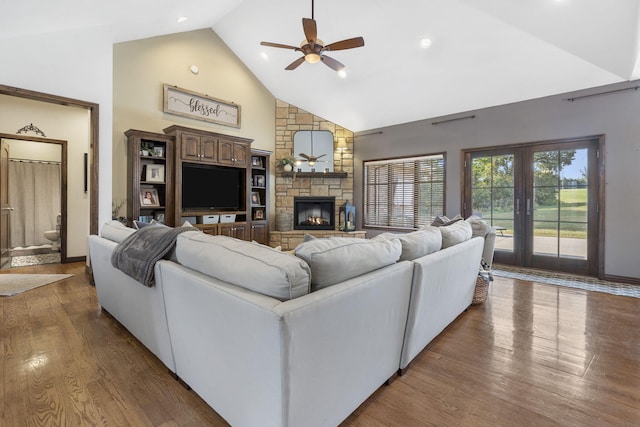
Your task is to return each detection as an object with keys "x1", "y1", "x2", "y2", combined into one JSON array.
[
  {"x1": 471, "y1": 154, "x2": 515, "y2": 252},
  {"x1": 531, "y1": 148, "x2": 588, "y2": 260}
]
